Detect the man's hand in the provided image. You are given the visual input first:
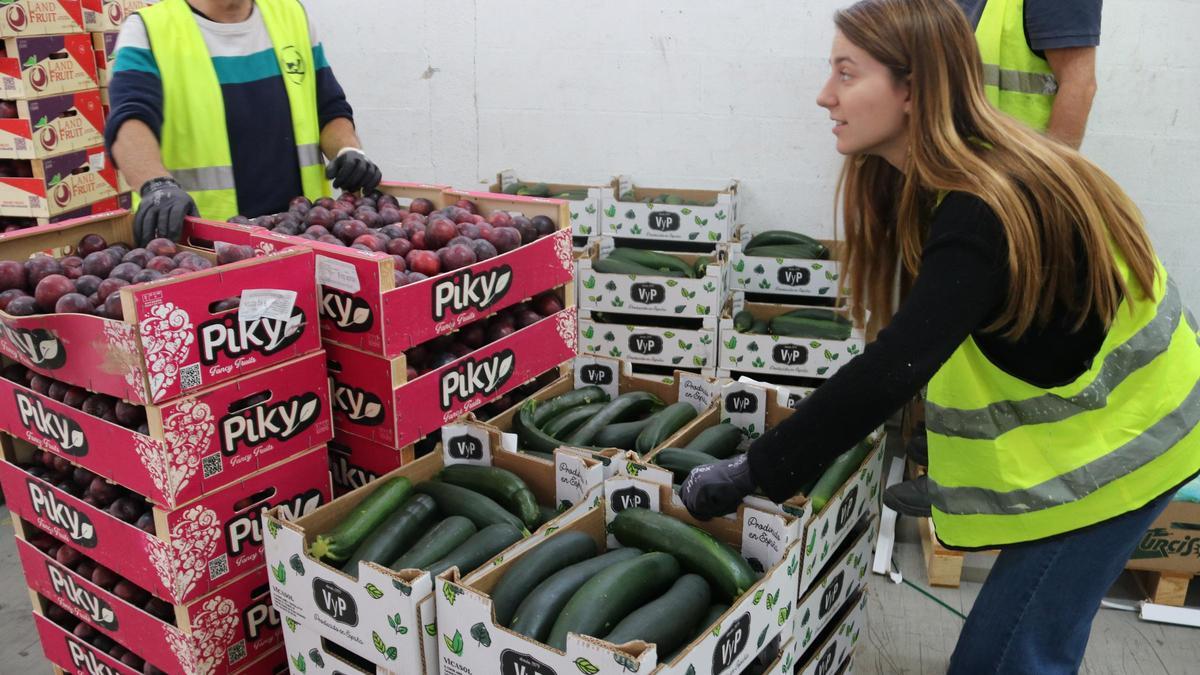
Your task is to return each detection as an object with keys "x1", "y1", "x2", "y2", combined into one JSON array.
[
  {"x1": 325, "y1": 147, "x2": 382, "y2": 193},
  {"x1": 134, "y1": 176, "x2": 197, "y2": 245},
  {"x1": 680, "y1": 455, "x2": 757, "y2": 521}
]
